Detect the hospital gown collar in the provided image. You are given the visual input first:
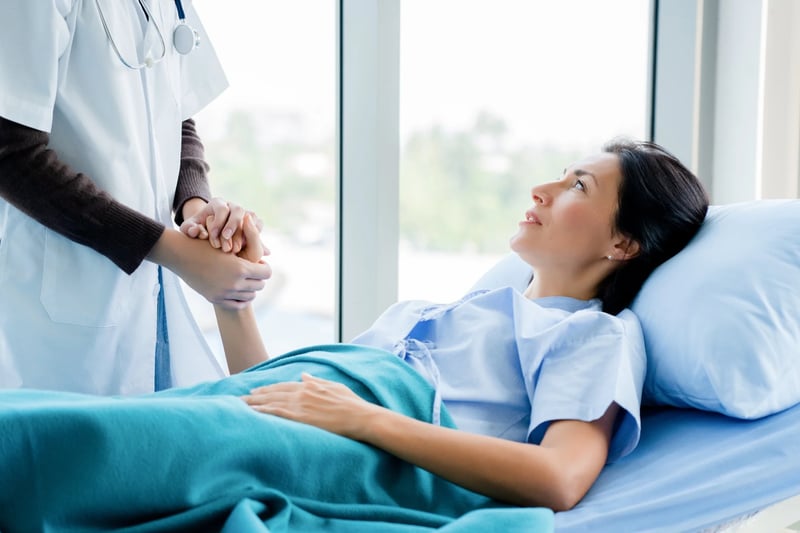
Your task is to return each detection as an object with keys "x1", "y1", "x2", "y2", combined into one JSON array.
[{"x1": 532, "y1": 295, "x2": 601, "y2": 313}]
